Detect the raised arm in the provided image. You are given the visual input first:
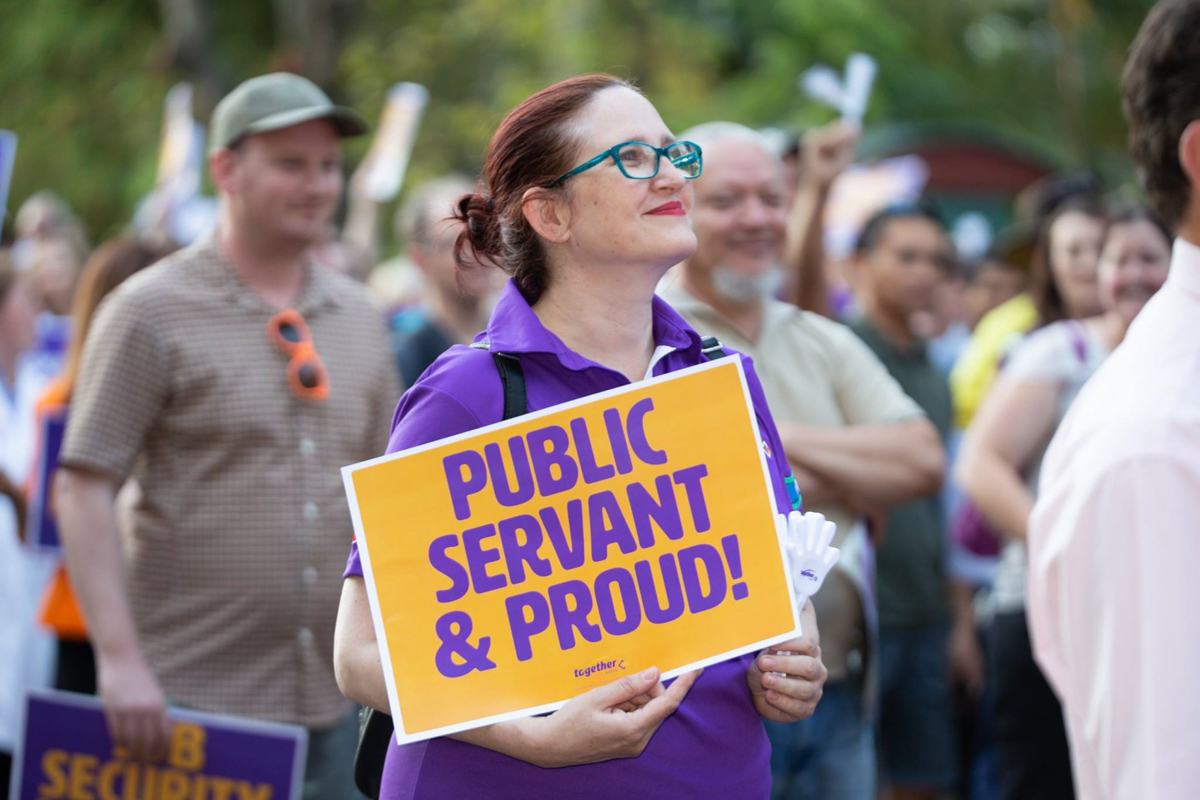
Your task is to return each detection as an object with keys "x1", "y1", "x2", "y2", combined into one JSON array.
[{"x1": 783, "y1": 122, "x2": 858, "y2": 317}]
